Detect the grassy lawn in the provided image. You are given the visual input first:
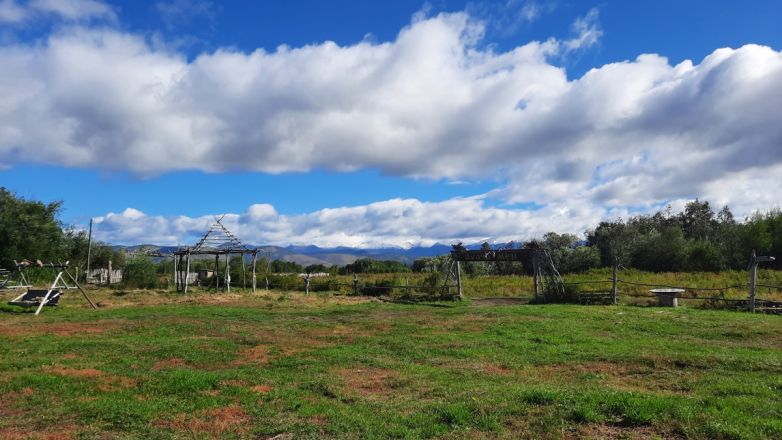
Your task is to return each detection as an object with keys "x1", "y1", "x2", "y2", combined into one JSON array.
[{"x1": 0, "y1": 290, "x2": 781, "y2": 439}]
